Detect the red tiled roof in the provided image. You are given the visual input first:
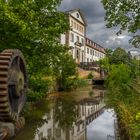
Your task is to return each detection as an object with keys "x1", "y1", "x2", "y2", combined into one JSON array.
[{"x1": 86, "y1": 38, "x2": 105, "y2": 54}]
